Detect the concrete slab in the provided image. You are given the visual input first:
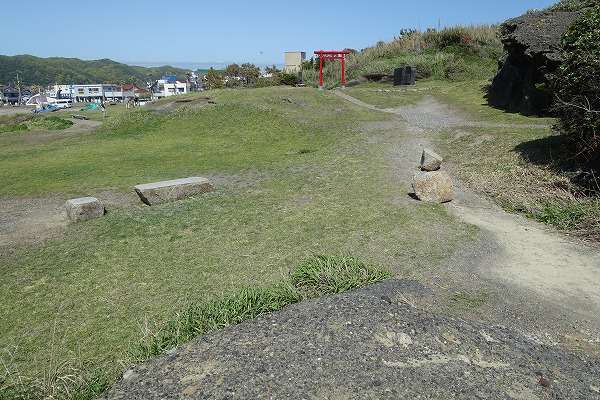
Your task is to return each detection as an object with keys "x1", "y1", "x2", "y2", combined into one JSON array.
[
  {"x1": 134, "y1": 177, "x2": 214, "y2": 206},
  {"x1": 65, "y1": 197, "x2": 104, "y2": 222}
]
